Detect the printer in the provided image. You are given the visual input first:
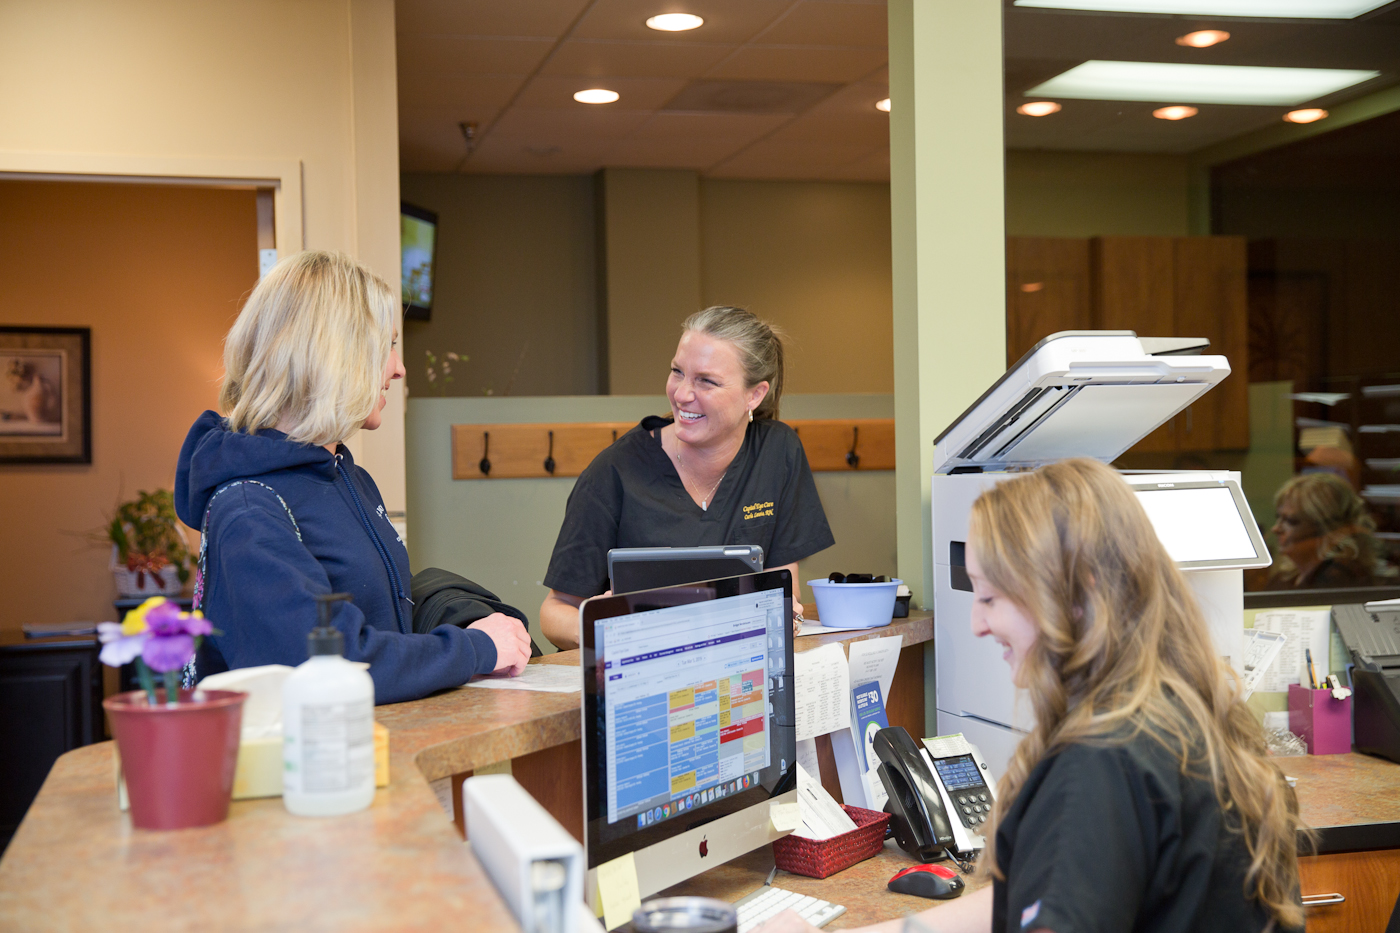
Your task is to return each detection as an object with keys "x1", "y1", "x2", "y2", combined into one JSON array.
[
  {"x1": 1332, "y1": 601, "x2": 1400, "y2": 764},
  {"x1": 931, "y1": 331, "x2": 1273, "y2": 775}
]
